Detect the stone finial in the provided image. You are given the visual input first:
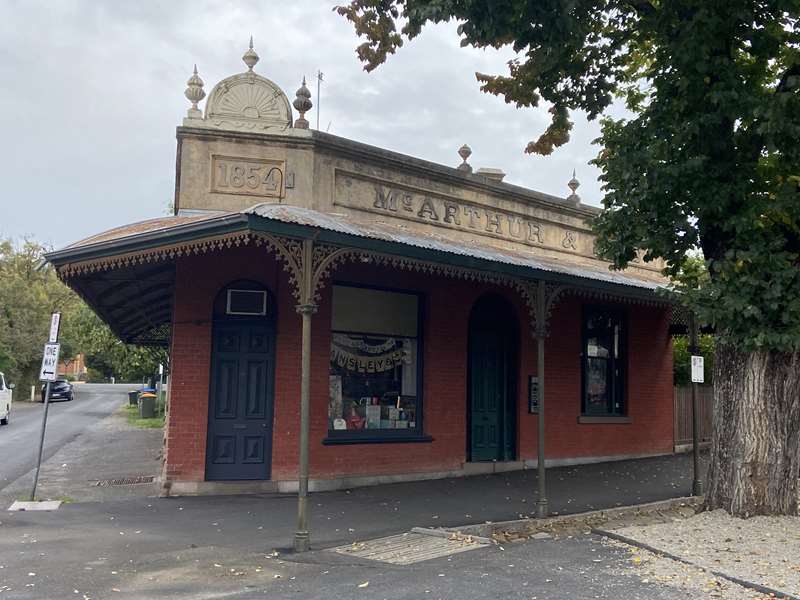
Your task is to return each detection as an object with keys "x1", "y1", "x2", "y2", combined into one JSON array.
[
  {"x1": 292, "y1": 77, "x2": 313, "y2": 129},
  {"x1": 184, "y1": 64, "x2": 205, "y2": 120},
  {"x1": 242, "y1": 36, "x2": 259, "y2": 71},
  {"x1": 567, "y1": 169, "x2": 581, "y2": 205},
  {"x1": 457, "y1": 144, "x2": 473, "y2": 173}
]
